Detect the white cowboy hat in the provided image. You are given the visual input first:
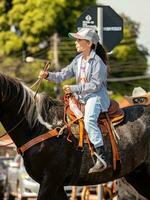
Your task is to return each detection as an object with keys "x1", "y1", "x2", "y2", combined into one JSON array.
[{"x1": 125, "y1": 87, "x2": 150, "y2": 105}]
